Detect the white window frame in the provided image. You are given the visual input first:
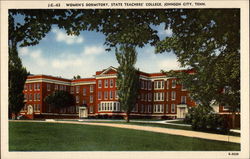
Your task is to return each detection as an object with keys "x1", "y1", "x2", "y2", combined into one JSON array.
[
  {"x1": 55, "y1": 84, "x2": 58, "y2": 90},
  {"x1": 181, "y1": 96, "x2": 187, "y2": 104},
  {"x1": 76, "y1": 96, "x2": 79, "y2": 103},
  {"x1": 166, "y1": 104, "x2": 169, "y2": 113},
  {"x1": 98, "y1": 92, "x2": 102, "y2": 100},
  {"x1": 70, "y1": 87, "x2": 74, "y2": 94},
  {"x1": 153, "y1": 104, "x2": 163, "y2": 113},
  {"x1": 76, "y1": 86, "x2": 80, "y2": 93},
  {"x1": 110, "y1": 79, "x2": 114, "y2": 88},
  {"x1": 104, "y1": 79, "x2": 108, "y2": 88},
  {"x1": 90, "y1": 96, "x2": 93, "y2": 103},
  {"x1": 171, "y1": 104, "x2": 175, "y2": 113},
  {"x1": 110, "y1": 91, "x2": 113, "y2": 99},
  {"x1": 148, "y1": 93, "x2": 152, "y2": 101},
  {"x1": 83, "y1": 88, "x2": 87, "y2": 96},
  {"x1": 171, "y1": 91, "x2": 176, "y2": 101},
  {"x1": 90, "y1": 85, "x2": 94, "y2": 93},
  {"x1": 172, "y1": 79, "x2": 176, "y2": 88},
  {"x1": 98, "y1": 80, "x2": 102, "y2": 88},
  {"x1": 104, "y1": 91, "x2": 108, "y2": 100}
]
